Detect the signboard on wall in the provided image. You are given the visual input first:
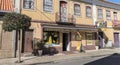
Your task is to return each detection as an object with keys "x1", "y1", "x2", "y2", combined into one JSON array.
[{"x1": 96, "y1": 21, "x2": 107, "y2": 28}]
